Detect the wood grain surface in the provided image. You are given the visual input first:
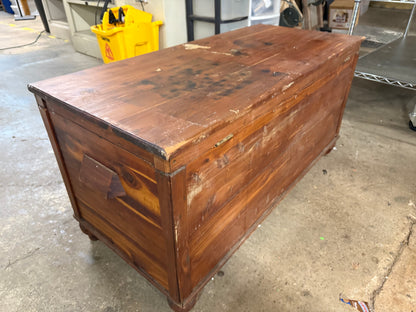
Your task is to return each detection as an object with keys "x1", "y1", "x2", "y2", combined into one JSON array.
[
  {"x1": 29, "y1": 25, "x2": 362, "y2": 167},
  {"x1": 50, "y1": 111, "x2": 169, "y2": 290}
]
